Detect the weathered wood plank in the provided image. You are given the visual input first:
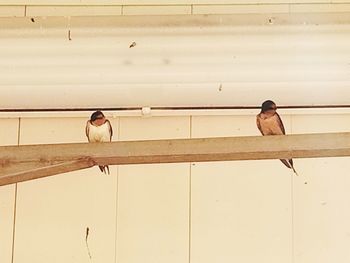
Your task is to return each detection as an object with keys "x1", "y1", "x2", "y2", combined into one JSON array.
[{"x1": 1, "y1": 132, "x2": 350, "y2": 186}]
